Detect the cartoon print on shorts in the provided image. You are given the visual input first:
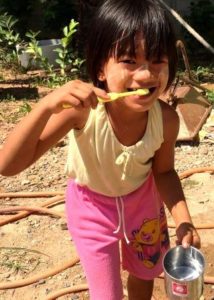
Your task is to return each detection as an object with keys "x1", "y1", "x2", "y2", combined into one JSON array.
[{"x1": 131, "y1": 207, "x2": 169, "y2": 269}]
